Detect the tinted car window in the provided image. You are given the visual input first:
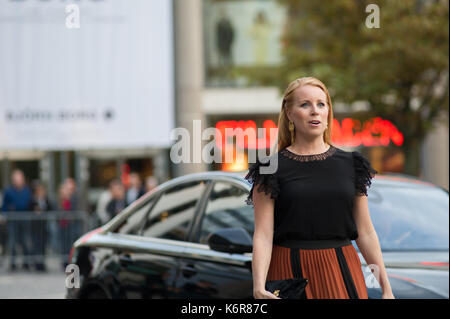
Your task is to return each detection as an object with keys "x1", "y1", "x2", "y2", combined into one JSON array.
[
  {"x1": 115, "y1": 197, "x2": 156, "y2": 235},
  {"x1": 141, "y1": 181, "x2": 207, "y2": 241},
  {"x1": 367, "y1": 184, "x2": 449, "y2": 250},
  {"x1": 198, "y1": 181, "x2": 253, "y2": 244}
]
